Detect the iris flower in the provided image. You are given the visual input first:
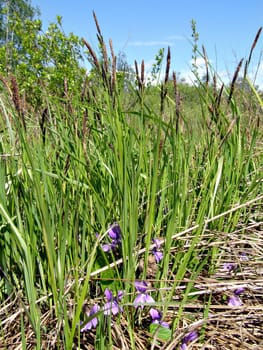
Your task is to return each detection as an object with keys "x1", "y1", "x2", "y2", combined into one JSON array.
[
  {"x1": 81, "y1": 304, "x2": 100, "y2": 332},
  {"x1": 101, "y1": 224, "x2": 122, "y2": 252},
  {"x1": 134, "y1": 281, "x2": 155, "y2": 308},
  {"x1": 228, "y1": 287, "x2": 244, "y2": 307},
  {"x1": 223, "y1": 262, "x2": 237, "y2": 272},
  {"x1": 103, "y1": 288, "x2": 124, "y2": 316},
  {"x1": 180, "y1": 331, "x2": 198, "y2": 350},
  {"x1": 149, "y1": 308, "x2": 169, "y2": 328},
  {"x1": 151, "y1": 238, "x2": 163, "y2": 263}
]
